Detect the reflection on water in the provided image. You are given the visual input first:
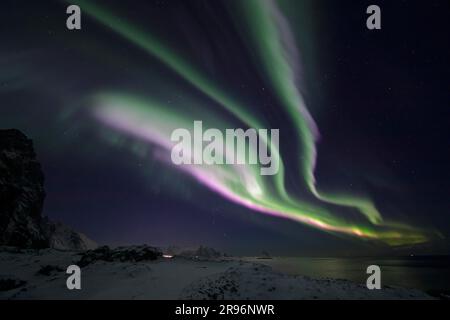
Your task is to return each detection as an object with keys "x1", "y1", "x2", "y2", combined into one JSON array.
[{"x1": 244, "y1": 256, "x2": 450, "y2": 294}]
